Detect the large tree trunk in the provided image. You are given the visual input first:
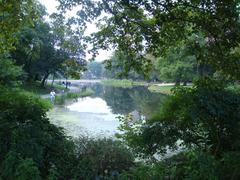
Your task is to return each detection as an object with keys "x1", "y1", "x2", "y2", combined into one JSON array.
[
  {"x1": 65, "y1": 77, "x2": 68, "y2": 89},
  {"x1": 183, "y1": 81, "x2": 187, "y2": 86},
  {"x1": 40, "y1": 73, "x2": 49, "y2": 87},
  {"x1": 51, "y1": 73, "x2": 55, "y2": 87},
  {"x1": 175, "y1": 79, "x2": 180, "y2": 86}
]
